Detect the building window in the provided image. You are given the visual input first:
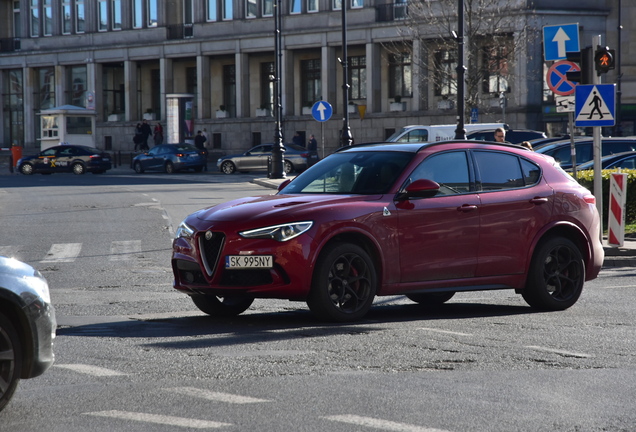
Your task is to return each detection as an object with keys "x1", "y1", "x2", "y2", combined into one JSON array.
[
  {"x1": 112, "y1": 0, "x2": 122, "y2": 30},
  {"x1": 102, "y1": 64, "x2": 125, "y2": 120},
  {"x1": 389, "y1": 52, "x2": 412, "y2": 98},
  {"x1": 76, "y1": 0, "x2": 84, "y2": 33},
  {"x1": 348, "y1": 55, "x2": 366, "y2": 100},
  {"x1": 223, "y1": 64, "x2": 236, "y2": 117},
  {"x1": 98, "y1": 0, "x2": 108, "y2": 31},
  {"x1": 434, "y1": 49, "x2": 456, "y2": 96},
  {"x1": 30, "y1": 0, "x2": 39, "y2": 37},
  {"x1": 207, "y1": 0, "x2": 218, "y2": 21},
  {"x1": 301, "y1": 59, "x2": 321, "y2": 107},
  {"x1": 133, "y1": 0, "x2": 143, "y2": 28},
  {"x1": 13, "y1": 1, "x2": 21, "y2": 37},
  {"x1": 307, "y1": 0, "x2": 317, "y2": 12},
  {"x1": 2, "y1": 70, "x2": 24, "y2": 146},
  {"x1": 482, "y1": 44, "x2": 510, "y2": 95},
  {"x1": 186, "y1": 67, "x2": 197, "y2": 95},
  {"x1": 222, "y1": 0, "x2": 233, "y2": 20},
  {"x1": 35, "y1": 67, "x2": 55, "y2": 112},
  {"x1": 62, "y1": 0, "x2": 71, "y2": 34},
  {"x1": 246, "y1": 0, "x2": 257, "y2": 17},
  {"x1": 290, "y1": 0, "x2": 301, "y2": 14},
  {"x1": 66, "y1": 65, "x2": 87, "y2": 107},
  {"x1": 262, "y1": 0, "x2": 273, "y2": 16},
  {"x1": 43, "y1": 0, "x2": 52, "y2": 35},
  {"x1": 351, "y1": 0, "x2": 363, "y2": 9},
  {"x1": 260, "y1": 62, "x2": 274, "y2": 112},
  {"x1": 333, "y1": 0, "x2": 341, "y2": 10},
  {"x1": 148, "y1": 0, "x2": 157, "y2": 27}
]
